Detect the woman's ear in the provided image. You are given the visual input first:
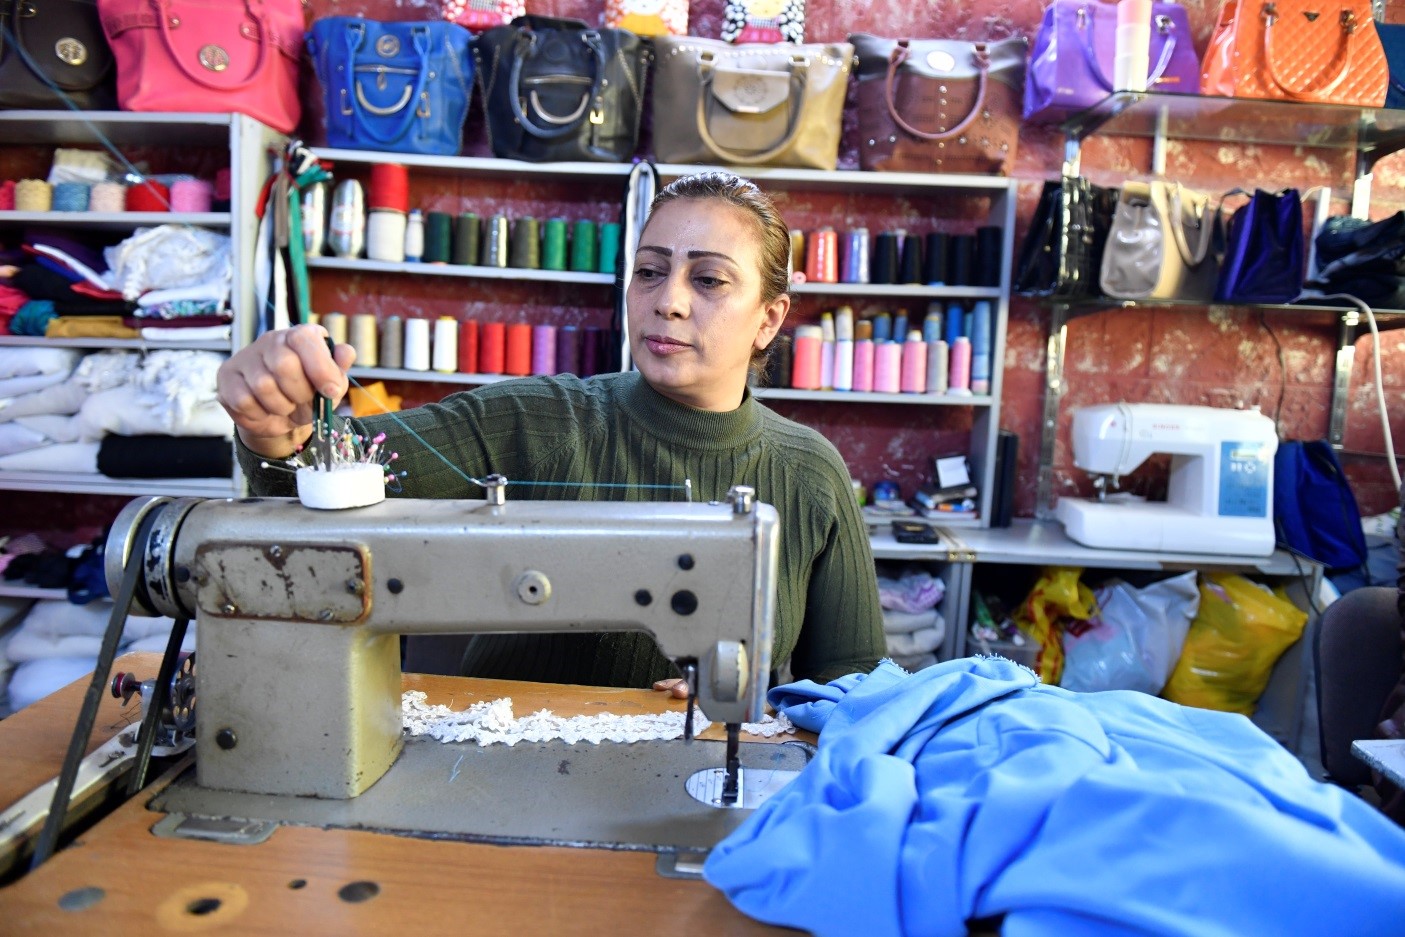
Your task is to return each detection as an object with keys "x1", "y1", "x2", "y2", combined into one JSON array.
[{"x1": 754, "y1": 294, "x2": 790, "y2": 350}]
